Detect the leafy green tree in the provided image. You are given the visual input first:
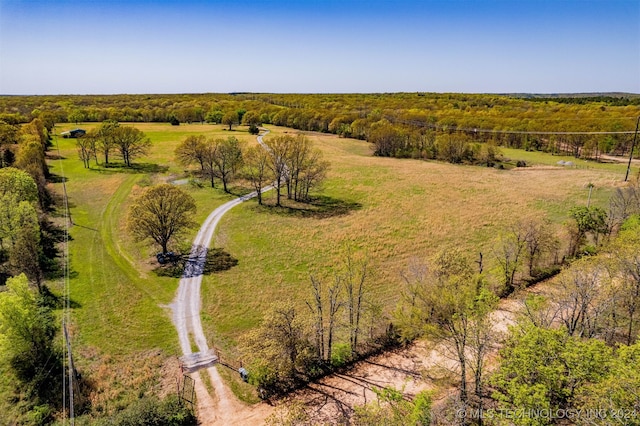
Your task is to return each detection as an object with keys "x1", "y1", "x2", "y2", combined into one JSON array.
[
  {"x1": 236, "y1": 108, "x2": 247, "y2": 124},
  {"x1": 111, "y1": 126, "x2": 151, "y2": 167},
  {"x1": 8, "y1": 202, "x2": 43, "y2": 291},
  {"x1": 95, "y1": 120, "x2": 120, "y2": 164},
  {"x1": 492, "y1": 324, "x2": 612, "y2": 426},
  {"x1": 241, "y1": 111, "x2": 261, "y2": 127},
  {"x1": 0, "y1": 169, "x2": 39, "y2": 262},
  {"x1": 0, "y1": 274, "x2": 62, "y2": 409},
  {"x1": 0, "y1": 146, "x2": 15, "y2": 168},
  {"x1": 68, "y1": 108, "x2": 84, "y2": 124},
  {"x1": 0, "y1": 166, "x2": 39, "y2": 203},
  {"x1": 0, "y1": 120, "x2": 20, "y2": 145},
  {"x1": 575, "y1": 342, "x2": 640, "y2": 425},
  {"x1": 568, "y1": 206, "x2": 608, "y2": 256},
  {"x1": 370, "y1": 122, "x2": 404, "y2": 157},
  {"x1": 205, "y1": 109, "x2": 223, "y2": 124},
  {"x1": 222, "y1": 111, "x2": 237, "y2": 131},
  {"x1": 16, "y1": 135, "x2": 49, "y2": 207},
  {"x1": 95, "y1": 394, "x2": 196, "y2": 426},
  {"x1": 127, "y1": 184, "x2": 197, "y2": 255},
  {"x1": 168, "y1": 114, "x2": 180, "y2": 126},
  {"x1": 608, "y1": 216, "x2": 640, "y2": 344}
]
